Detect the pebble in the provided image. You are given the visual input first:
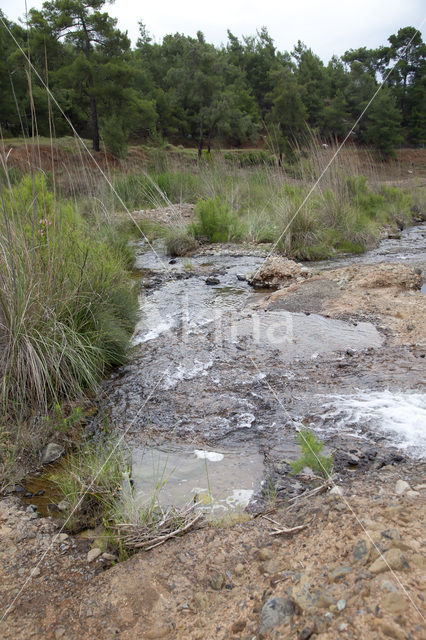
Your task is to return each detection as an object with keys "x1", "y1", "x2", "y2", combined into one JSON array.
[
  {"x1": 258, "y1": 547, "x2": 274, "y2": 561},
  {"x1": 259, "y1": 597, "x2": 295, "y2": 634},
  {"x1": 337, "y1": 599, "x2": 346, "y2": 611},
  {"x1": 382, "y1": 591, "x2": 409, "y2": 613},
  {"x1": 330, "y1": 566, "x2": 352, "y2": 582},
  {"x1": 209, "y1": 571, "x2": 225, "y2": 590},
  {"x1": 330, "y1": 486, "x2": 344, "y2": 496},
  {"x1": 234, "y1": 563, "x2": 244, "y2": 576},
  {"x1": 87, "y1": 548, "x2": 102, "y2": 563},
  {"x1": 394, "y1": 480, "x2": 410, "y2": 495},
  {"x1": 205, "y1": 276, "x2": 220, "y2": 285},
  {"x1": 369, "y1": 548, "x2": 409, "y2": 575}
]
